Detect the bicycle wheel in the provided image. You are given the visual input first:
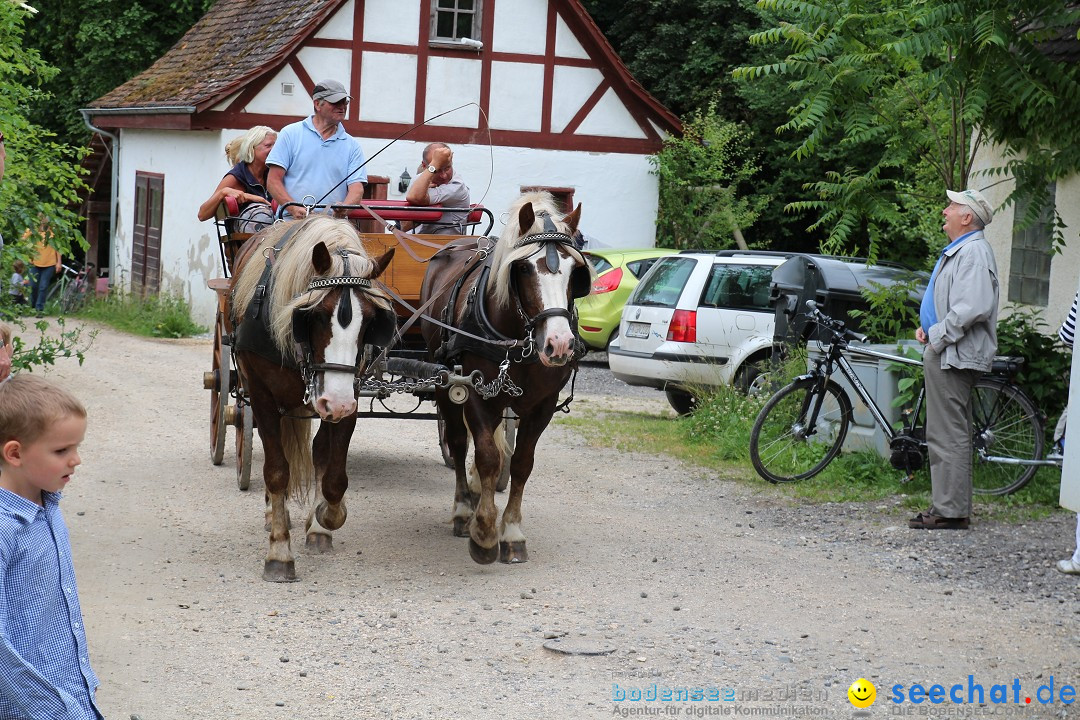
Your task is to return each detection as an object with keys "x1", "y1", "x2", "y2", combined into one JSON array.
[
  {"x1": 60, "y1": 280, "x2": 86, "y2": 314},
  {"x1": 970, "y1": 379, "x2": 1043, "y2": 495},
  {"x1": 750, "y1": 378, "x2": 853, "y2": 483}
]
